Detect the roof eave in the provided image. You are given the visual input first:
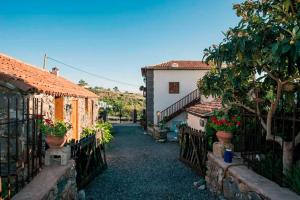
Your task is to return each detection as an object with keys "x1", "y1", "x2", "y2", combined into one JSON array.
[{"x1": 186, "y1": 109, "x2": 211, "y2": 118}]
